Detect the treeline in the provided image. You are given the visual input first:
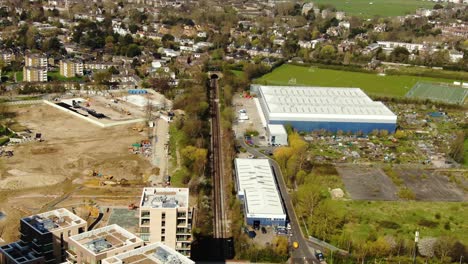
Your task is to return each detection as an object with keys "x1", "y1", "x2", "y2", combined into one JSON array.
[
  {"x1": 19, "y1": 84, "x2": 66, "y2": 94},
  {"x1": 168, "y1": 73, "x2": 212, "y2": 236}
]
